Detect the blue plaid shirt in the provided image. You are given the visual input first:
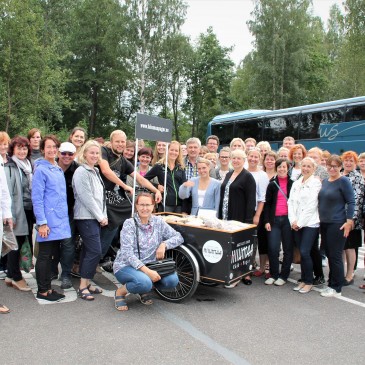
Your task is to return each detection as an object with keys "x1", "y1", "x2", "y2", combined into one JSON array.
[{"x1": 184, "y1": 157, "x2": 198, "y2": 180}]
